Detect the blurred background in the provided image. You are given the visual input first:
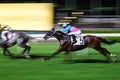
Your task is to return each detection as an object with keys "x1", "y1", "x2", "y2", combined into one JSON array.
[{"x1": 0, "y1": 0, "x2": 120, "y2": 31}]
